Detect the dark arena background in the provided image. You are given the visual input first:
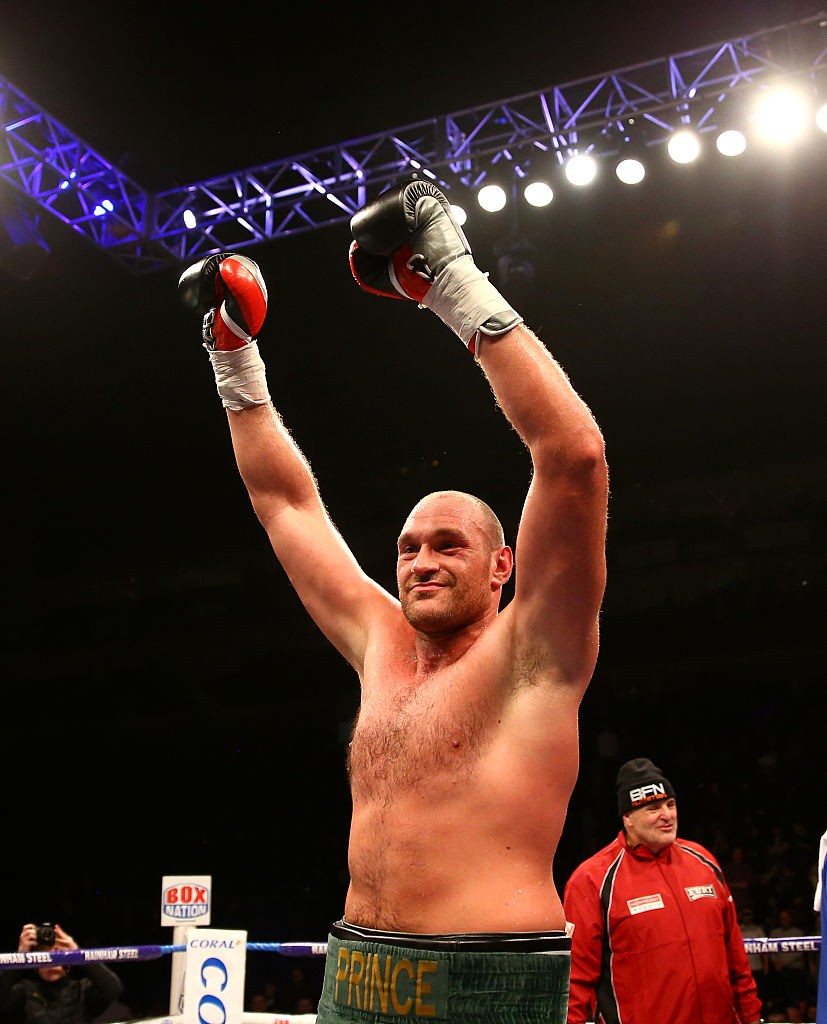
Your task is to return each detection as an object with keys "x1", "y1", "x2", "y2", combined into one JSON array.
[{"x1": 2, "y1": 1, "x2": 825, "y2": 1021}]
